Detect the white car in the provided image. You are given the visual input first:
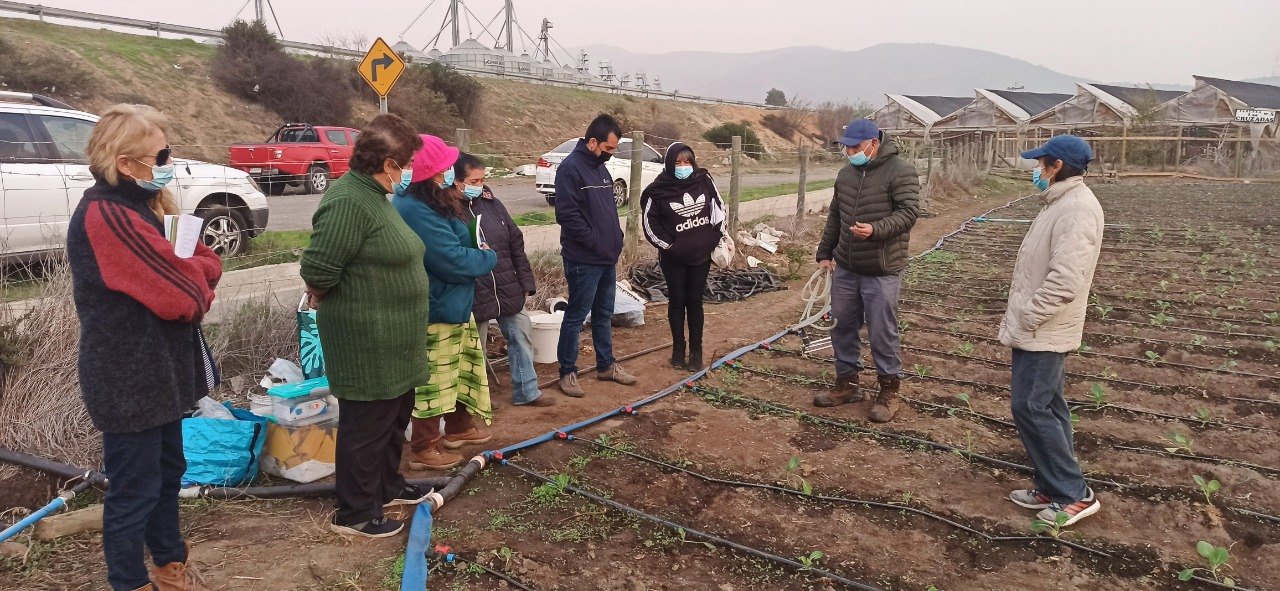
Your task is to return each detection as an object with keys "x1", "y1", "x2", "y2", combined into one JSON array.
[
  {"x1": 535, "y1": 138, "x2": 665, "y2": 207},
  {"x1": 0, "y1": 92, "x2": 269, "y2": 264}
]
